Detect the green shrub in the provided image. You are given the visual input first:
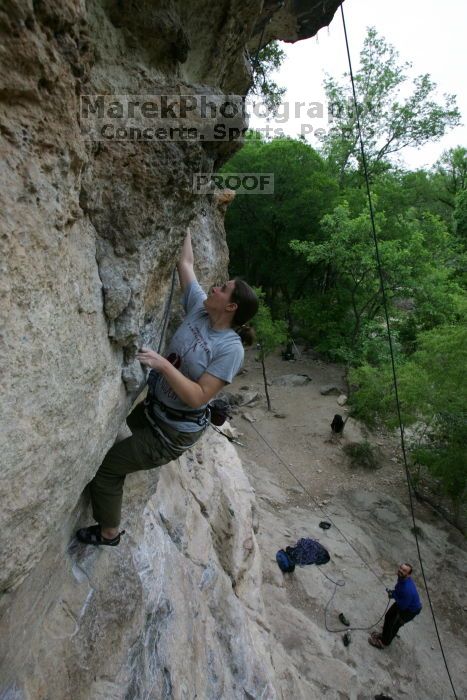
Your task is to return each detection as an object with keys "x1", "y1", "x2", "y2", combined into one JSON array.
[
  {"x1": 348, "y1": 364, "x2": 395, "y2": 427},
  {"x1": 343, "y1": 441, "x2": 381, "y2": 470}
]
